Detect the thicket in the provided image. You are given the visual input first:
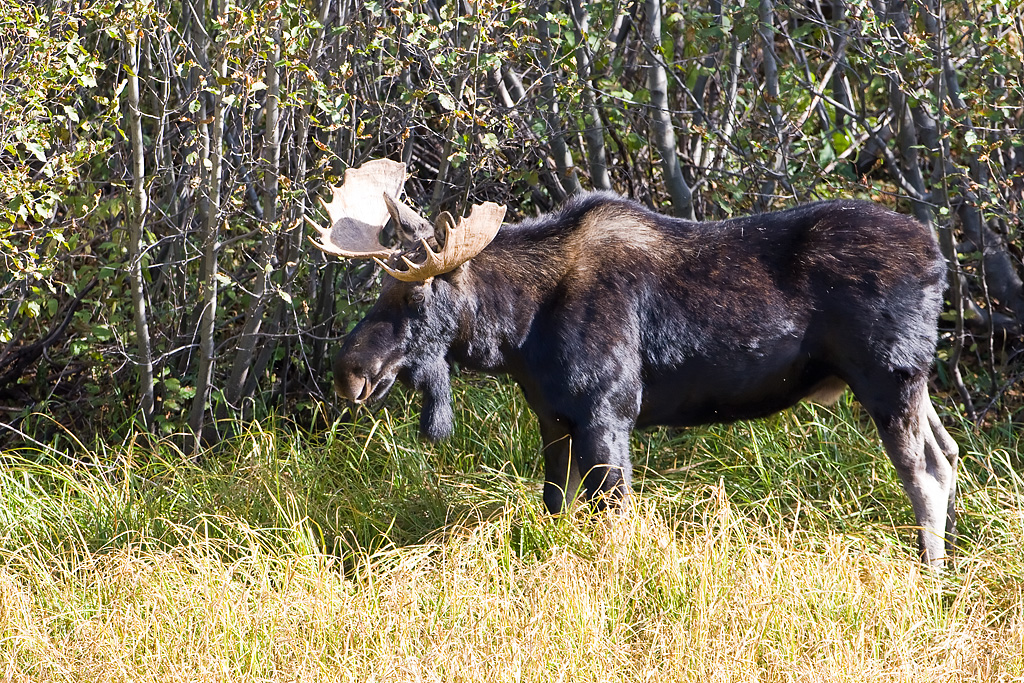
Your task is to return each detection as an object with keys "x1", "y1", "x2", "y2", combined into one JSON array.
[{"x1": 1, "y1": 0, "x2": 1022, "y2": 451}]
